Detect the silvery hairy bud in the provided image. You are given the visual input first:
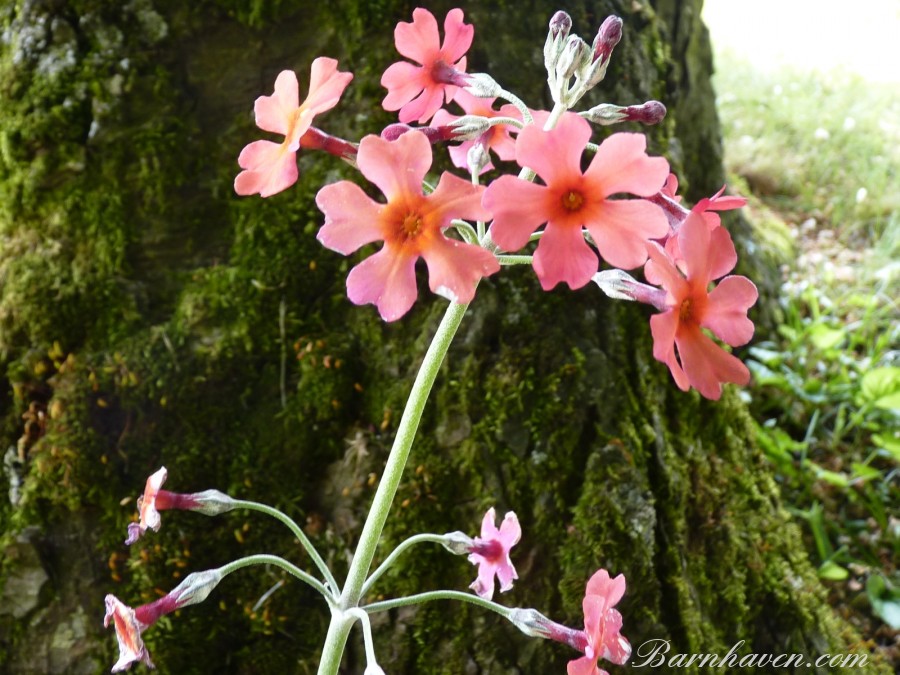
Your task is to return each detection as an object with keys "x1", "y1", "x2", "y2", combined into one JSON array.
[
  {"x1": 581, "y1": 100, "x2": 667, "y2": 126},
  {"x1": 592, "y1": 15, "x2": 623, "y2": 65},
  {"x1": 543, "y1": 11, "x2": 572, "y2": 75}
]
